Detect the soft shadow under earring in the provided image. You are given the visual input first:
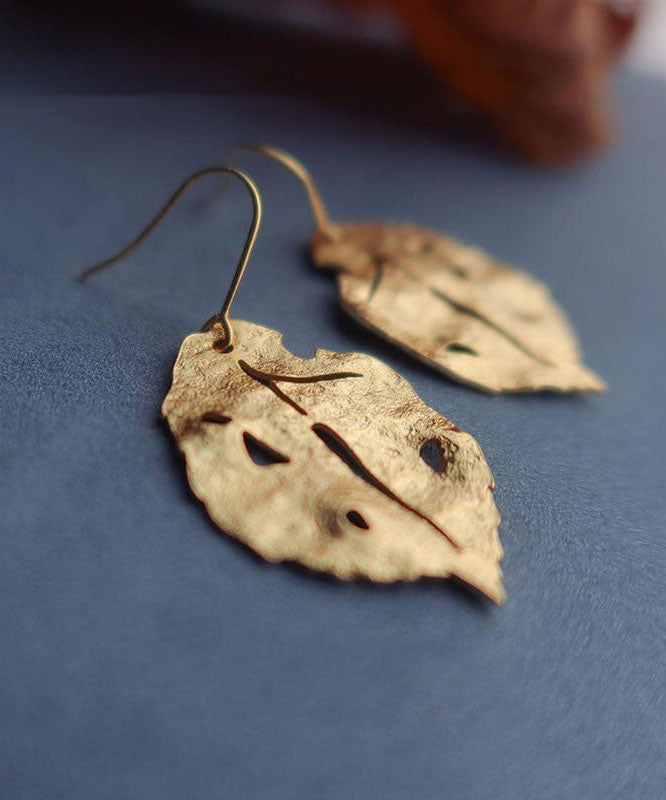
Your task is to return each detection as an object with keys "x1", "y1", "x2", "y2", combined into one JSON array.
[
  {"x1": 227, "y1": 144, "x2": 606, "y2": 395},
  {"x1": 79, "y1": 166, "x2": 505, "y2": 604}
]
